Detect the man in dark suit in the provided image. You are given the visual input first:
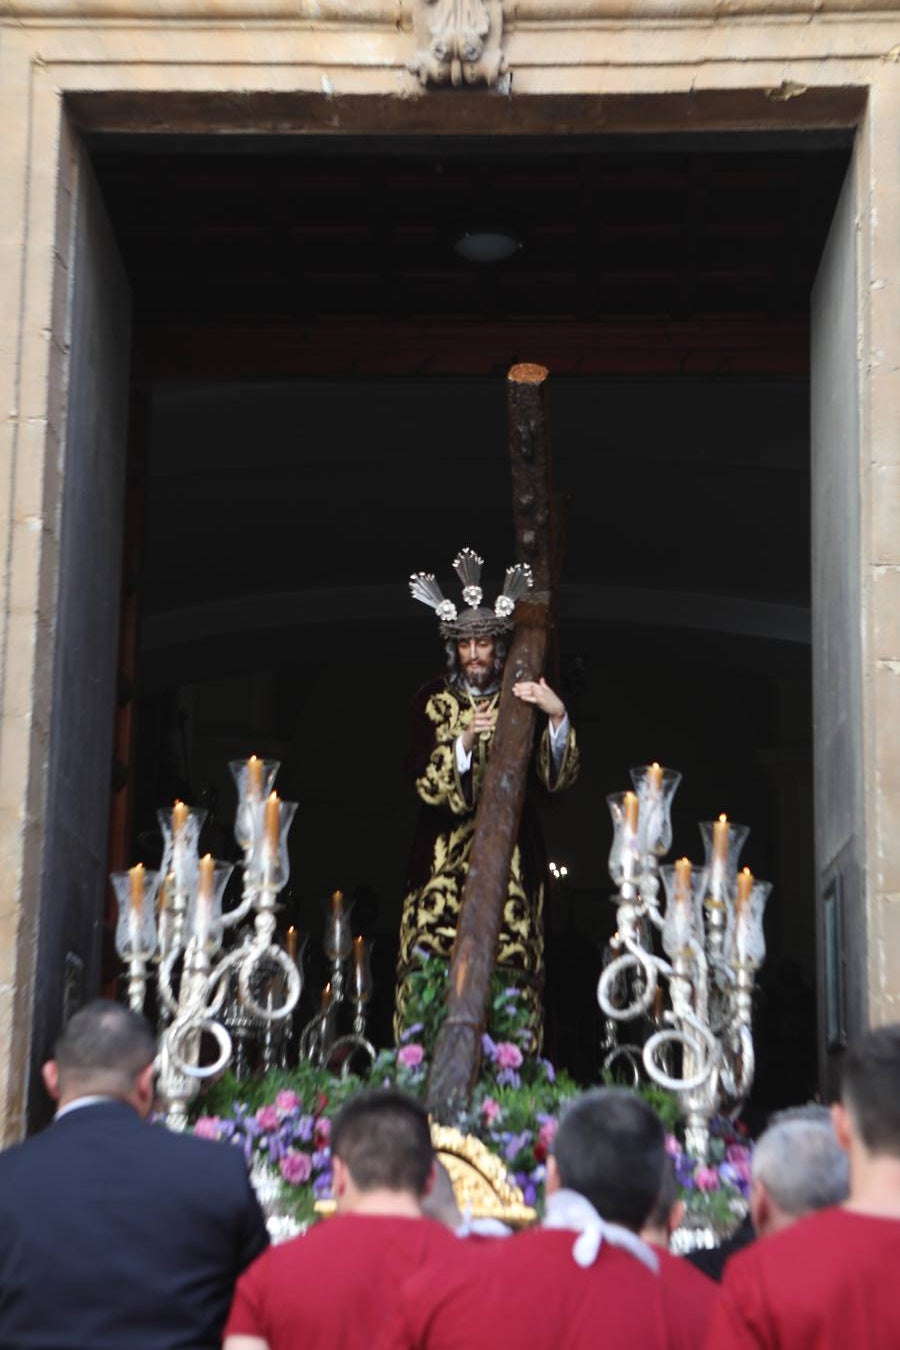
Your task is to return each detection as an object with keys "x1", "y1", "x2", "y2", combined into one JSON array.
[{"x1": 0, "y1": 999, "x2": 268, "y2": 1349}]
